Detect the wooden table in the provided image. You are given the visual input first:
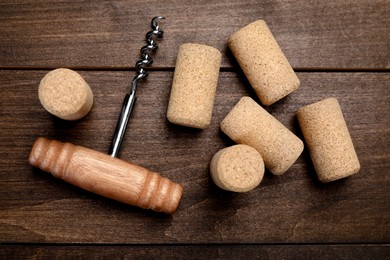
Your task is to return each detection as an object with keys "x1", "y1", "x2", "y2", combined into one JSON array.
[{"x1": 1, "y1": 1, "x2": 389, "y2": 258}]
